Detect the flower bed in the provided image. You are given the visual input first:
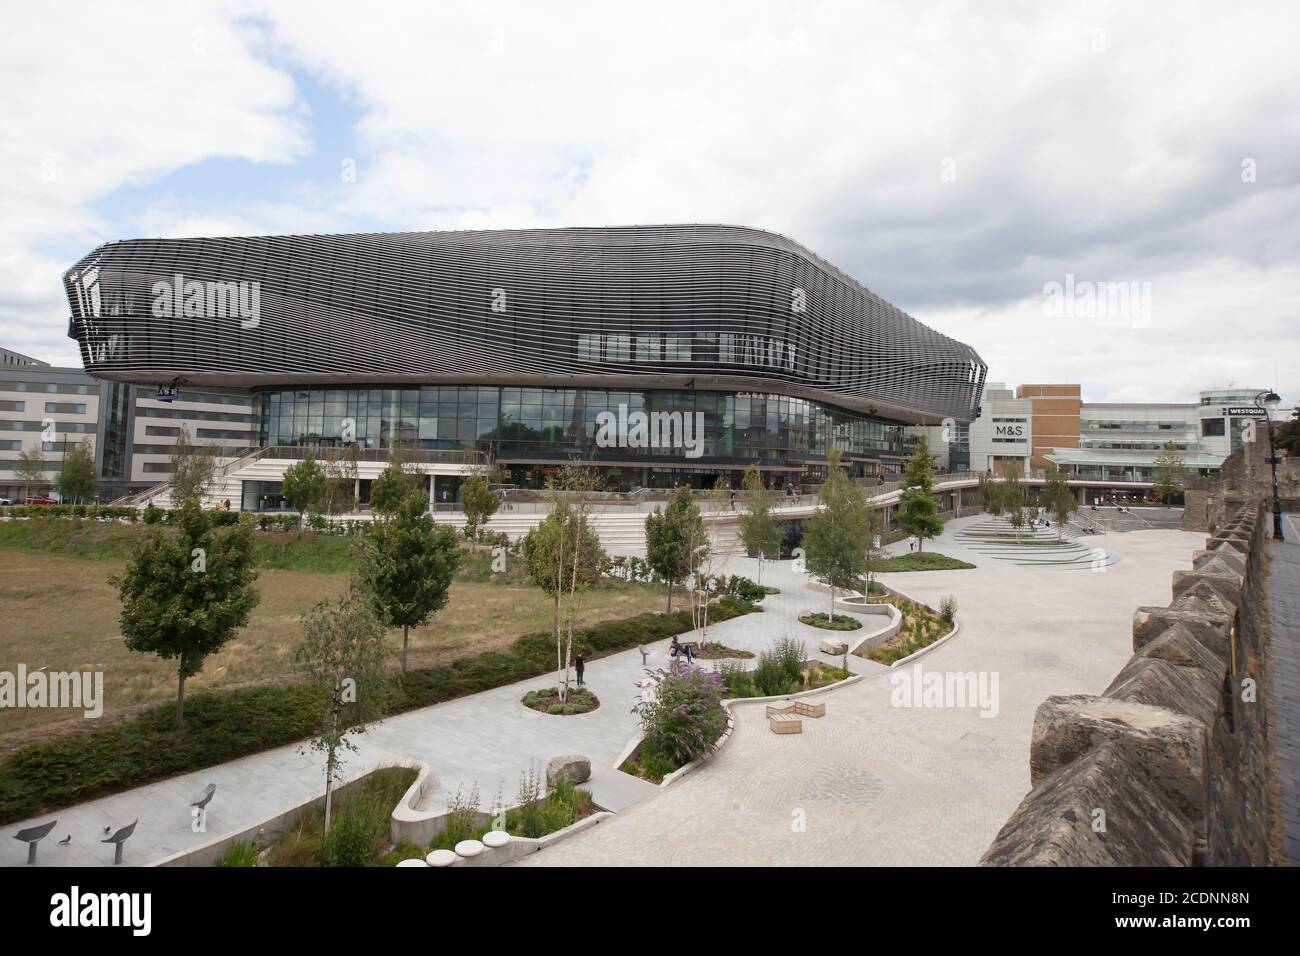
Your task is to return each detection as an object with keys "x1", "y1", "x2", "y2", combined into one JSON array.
[
  {"x1": 521, "y1": 686, "x2": 600, "y2": 715},
  {"x1": 799, "y1": 611, "x2": 863, "y2": 631}
]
